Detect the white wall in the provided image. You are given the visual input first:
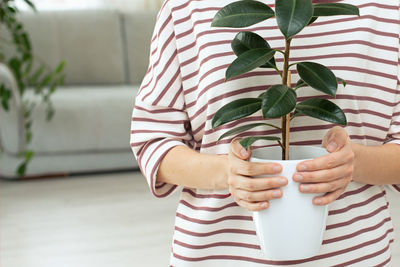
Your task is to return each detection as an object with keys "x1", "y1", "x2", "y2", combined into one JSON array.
[{"x1": 28, "y1": 0, "x2": 163, "y2": 10}]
